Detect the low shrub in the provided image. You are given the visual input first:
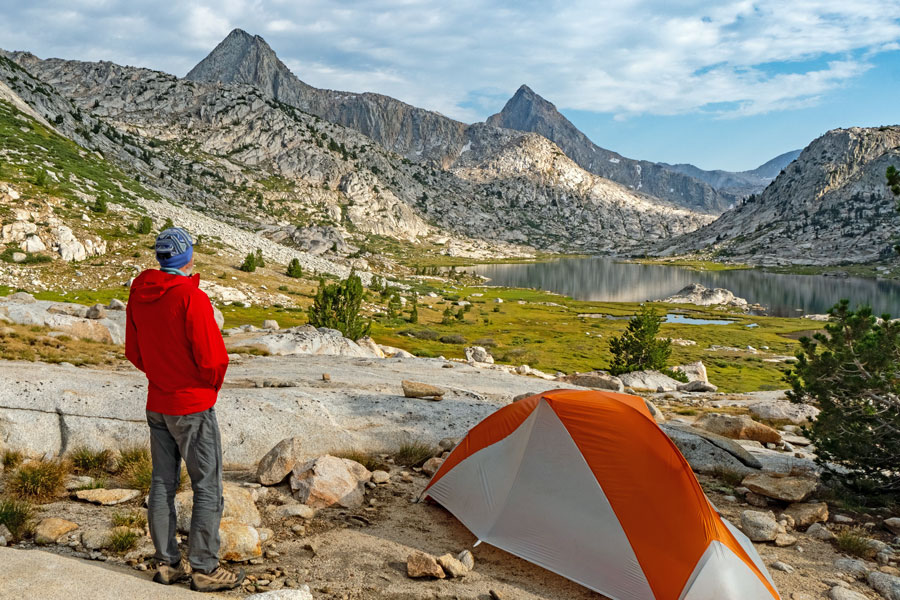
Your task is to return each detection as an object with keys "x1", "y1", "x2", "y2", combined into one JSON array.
[
  {"x1": 439, "y1": 334, "x2": 466, "y2": 344},
  {"x1": 394, "y1": 441, "x2": 437, "y2": 468},
  {"x1": 473, "y1": 337, "x2": 498, "y2": 348},
  {"x1": 398, "y1": 329, "x2": 439, "y2": 341},
  {"x1": 0, "y1": 497, "x2": 34, "y2": 540},
  {"x1": 834, "y1": 527, "x2": 876, "y2": 559},
  {"x1": 69, "y1": 446, "x2": 114, "y2": 474},
  {"x1": 108, "y1": 527, "x2": 139, "y2": 553},
  {"x1": 8, "y1": 459, "x2": 70, "y2": 502},
  {"x1": 111, "y1": 510, "x2": 147, "y2": 529}
]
